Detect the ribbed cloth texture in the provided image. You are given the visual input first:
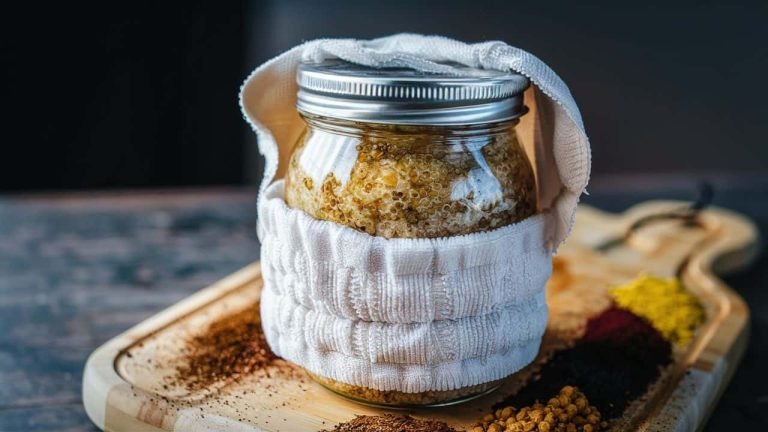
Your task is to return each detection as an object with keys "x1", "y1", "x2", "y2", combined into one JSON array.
[
  {"x1": 261, "y1": 288, "x2": 547, "y2": 366},
  {"x1": 260, "y1": 182, "x2": 553, "y2": 324},
  {"x1": 239, "y1": 34, "x2": 591, "y2": 392}
]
